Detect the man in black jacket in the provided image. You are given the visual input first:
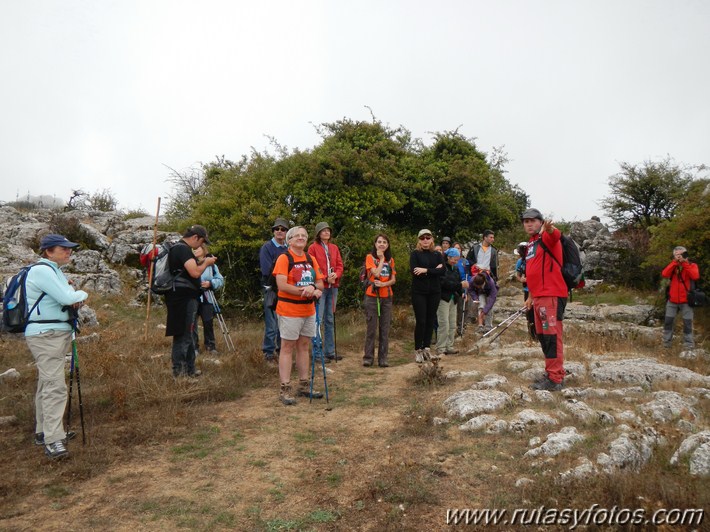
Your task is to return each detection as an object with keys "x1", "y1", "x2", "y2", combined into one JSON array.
[{"x1": 165, "y1": 225, "x2": 217, "y2": 378}]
